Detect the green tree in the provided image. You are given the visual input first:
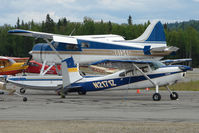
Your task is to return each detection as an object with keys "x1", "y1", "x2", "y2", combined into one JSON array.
[
  {"x1": 44, "y1": 14, "x2": 55, "y2": 33},
  {"x1": 128, "y1": 15, "x2": 132, "y2": 25}
]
